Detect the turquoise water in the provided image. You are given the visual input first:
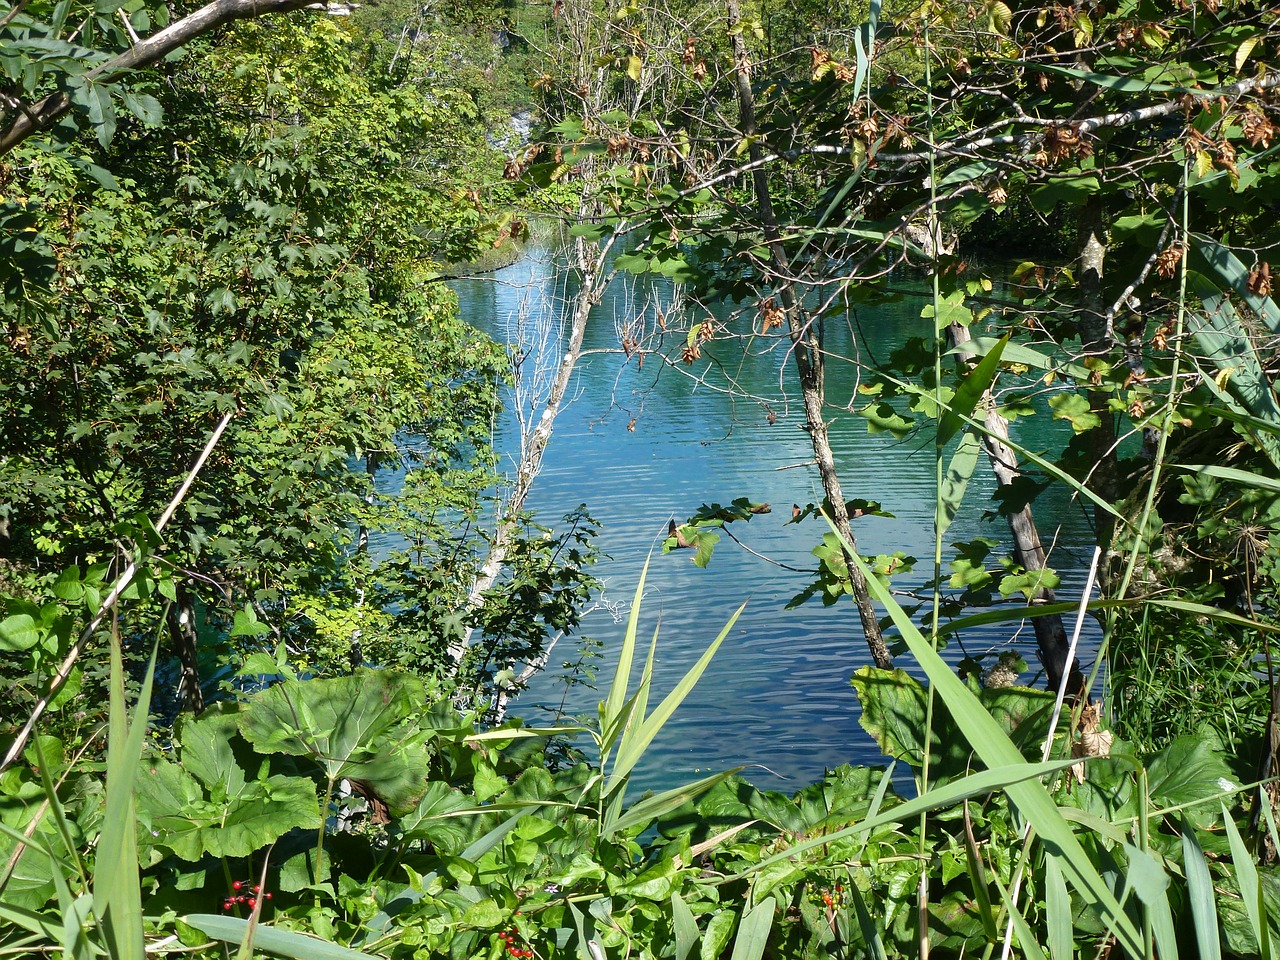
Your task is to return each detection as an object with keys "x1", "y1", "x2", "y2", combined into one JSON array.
[{"x1": 449, "y1": 245, "x2": 1098, "y2": 793}]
